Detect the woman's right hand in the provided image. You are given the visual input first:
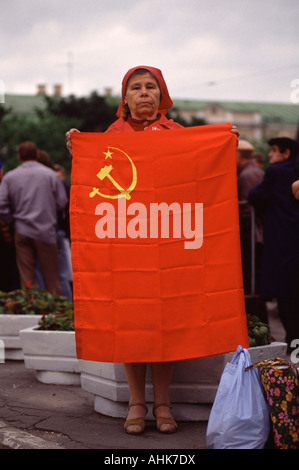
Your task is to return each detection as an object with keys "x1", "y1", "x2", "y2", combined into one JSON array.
[
  {"x1": 65, "y1": 128, "x2": 80, "y2": 153},
  {"x1": 292, "y1": 180, "x2": 299, "y2": 200}
]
